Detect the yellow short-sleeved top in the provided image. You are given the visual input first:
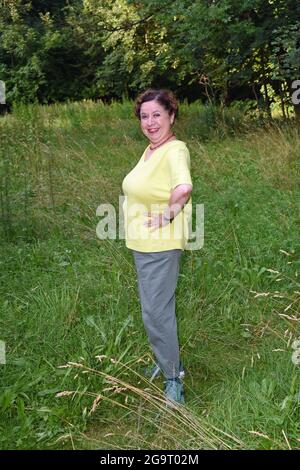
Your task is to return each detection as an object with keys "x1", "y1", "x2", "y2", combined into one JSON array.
[{"x1": 122, "y1": 139, "x2": 193, "y2": 252}]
